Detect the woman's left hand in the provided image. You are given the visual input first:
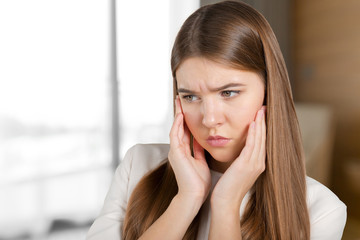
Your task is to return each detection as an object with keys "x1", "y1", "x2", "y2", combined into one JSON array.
[{"x1": 211, "y1": 106, "x2": 266, "y2": 210}]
